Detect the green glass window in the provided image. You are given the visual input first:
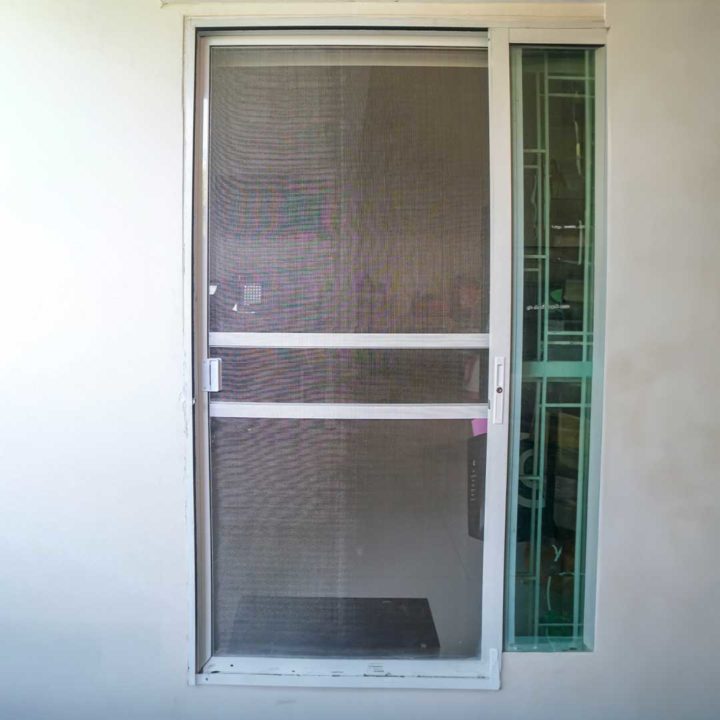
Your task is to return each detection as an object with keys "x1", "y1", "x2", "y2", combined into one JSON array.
[{"x1": 506, "y1": 47, "x2": 600, "y2": 651}]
